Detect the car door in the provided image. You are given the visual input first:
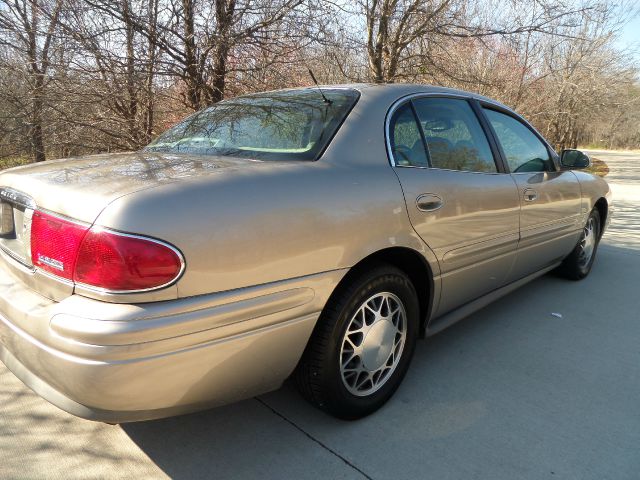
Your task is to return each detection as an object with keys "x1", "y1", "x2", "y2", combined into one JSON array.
[
  {"x1": 481, "y1": 106, "x2": 583, "y2": 281},
  {"x1": 388, "y1": 95, "x2": 520, "y2": 317}
]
